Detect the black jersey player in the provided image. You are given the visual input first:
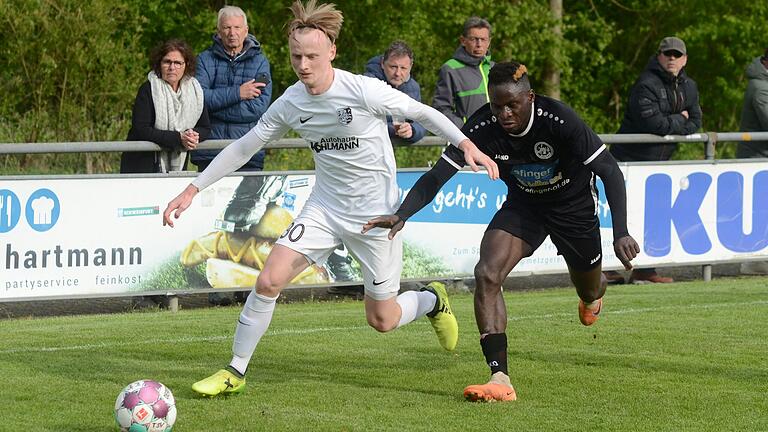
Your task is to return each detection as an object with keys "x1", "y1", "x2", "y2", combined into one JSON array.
[{"x1": 363, "y1": 61, "x2": 639, "y2": 402}]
